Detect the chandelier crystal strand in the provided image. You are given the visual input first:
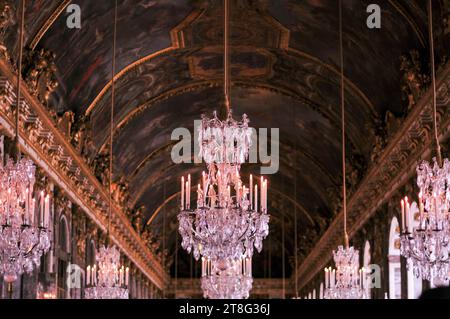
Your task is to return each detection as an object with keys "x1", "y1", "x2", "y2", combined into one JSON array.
[
  {"x1": 324, "y1": 0, "x2": 363, "y2": 299},
  {"x1": 201, "y1": 257, "x2": 253, "y2": 299},
  {"x1": 84, "y1": 0, "x2": 129, "y2": 299},
  {"x1": 400, "y1": 0, "x2": 450, "y2": 284},
  {"x1": 0, "y1": 0, "x2": 51, "y2": 284}
]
